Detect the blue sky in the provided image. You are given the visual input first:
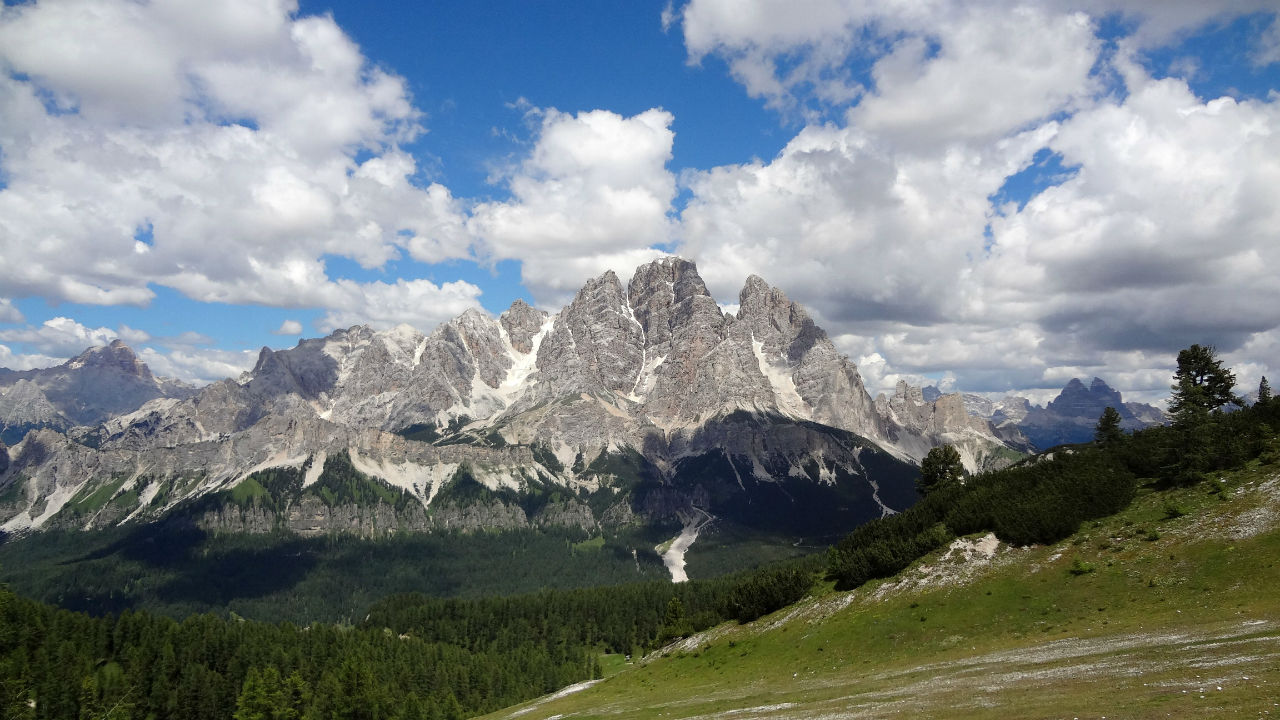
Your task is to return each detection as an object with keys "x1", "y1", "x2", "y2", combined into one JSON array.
[{"x1": 1, "y1": 1, "x2": 1278, "y2": 404}]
